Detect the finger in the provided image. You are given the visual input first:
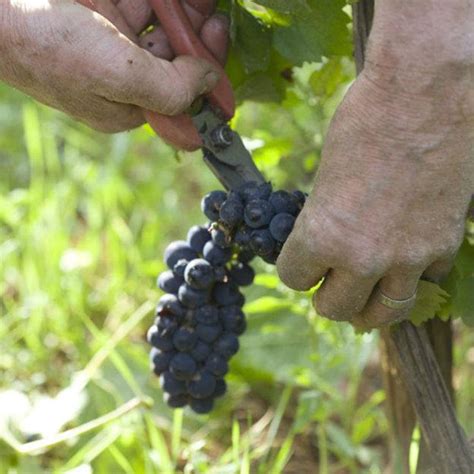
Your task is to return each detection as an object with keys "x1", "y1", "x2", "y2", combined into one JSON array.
[
  {"x1": 423, "y1": 256, "x2": 456, "y2": 283},
  {"x1": 352, "y1": 271, "x2": 422, "y2": 330},
  {"x1": 277, "y1": 215, "x2": 329, "y2": 291},
  {"x1": 84, "y1": 0, "x2": 137, "y2": 40},
  {"x1": 139, "y1": 28, "x2": 175, "y2": 60},
  {"x1": 313, "y1": 270, "x2": 380, "y2": 322},
  {"x1": 97, "y1": 42, "x2": 220, "y2": 115},
  {"x1": 116, "y1": 0, "x2": 155, "y2": 34},
  {"x1": 200, "y1": 14, "x2": 230, "y2": 66}
]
